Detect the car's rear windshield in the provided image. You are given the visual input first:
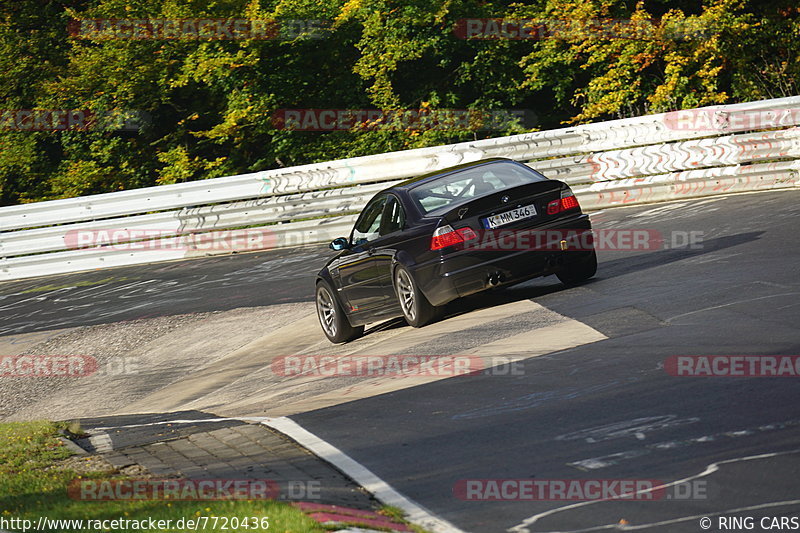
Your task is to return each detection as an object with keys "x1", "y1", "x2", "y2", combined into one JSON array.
[{"x1": 409, "y1": 161, "x2": 547, "y2": 215}]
